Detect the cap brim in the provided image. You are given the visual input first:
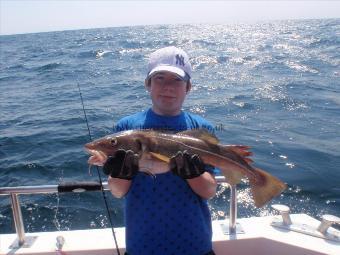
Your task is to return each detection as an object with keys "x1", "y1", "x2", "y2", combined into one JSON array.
[{"x1": 147, "y1": 66, "x2": 189, "y2": 81}]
